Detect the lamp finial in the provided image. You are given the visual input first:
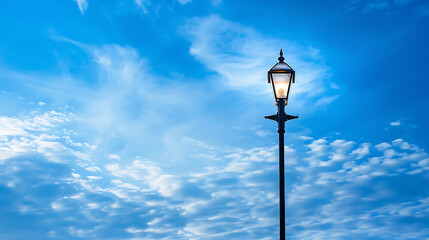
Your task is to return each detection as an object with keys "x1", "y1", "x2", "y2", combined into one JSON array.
[{"x1": 278, "y1": 49, "x2": 285, "y2": 63}]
